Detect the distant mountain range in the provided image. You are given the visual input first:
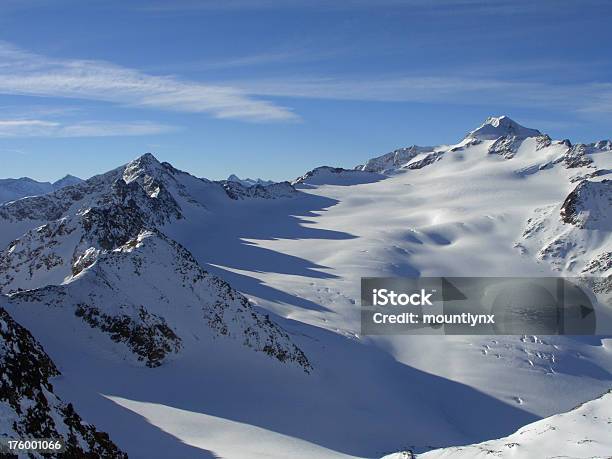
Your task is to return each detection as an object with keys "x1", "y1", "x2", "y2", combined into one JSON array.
[
  {"x1": 226, "y1": 173, "x2": 274, "y2": 187},
  {"x1": 0, "y1": 174, "x2": 83, "y2": 204}
]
